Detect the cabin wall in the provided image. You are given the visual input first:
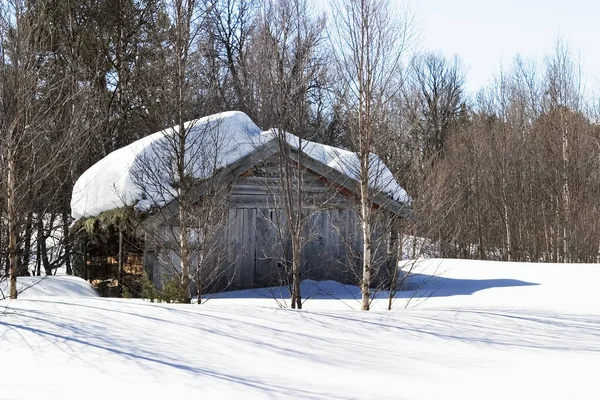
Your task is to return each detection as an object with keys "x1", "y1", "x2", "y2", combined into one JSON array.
[
  {"x1": 148, "y1": 208, "x2": 370, "y2": 291},
  {"x1": 225, "y1": 207, "x2": 366, "y2": 289},
  {"x1": 147, "y1": 155, "x2": 393, "y2": 292}
]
